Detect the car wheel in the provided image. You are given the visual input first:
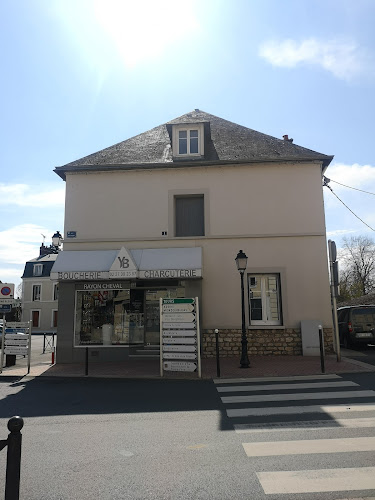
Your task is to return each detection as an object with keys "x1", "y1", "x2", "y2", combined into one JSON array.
[{"x1": 343, "y1": 334, "x2": 353, "y2": 349}]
